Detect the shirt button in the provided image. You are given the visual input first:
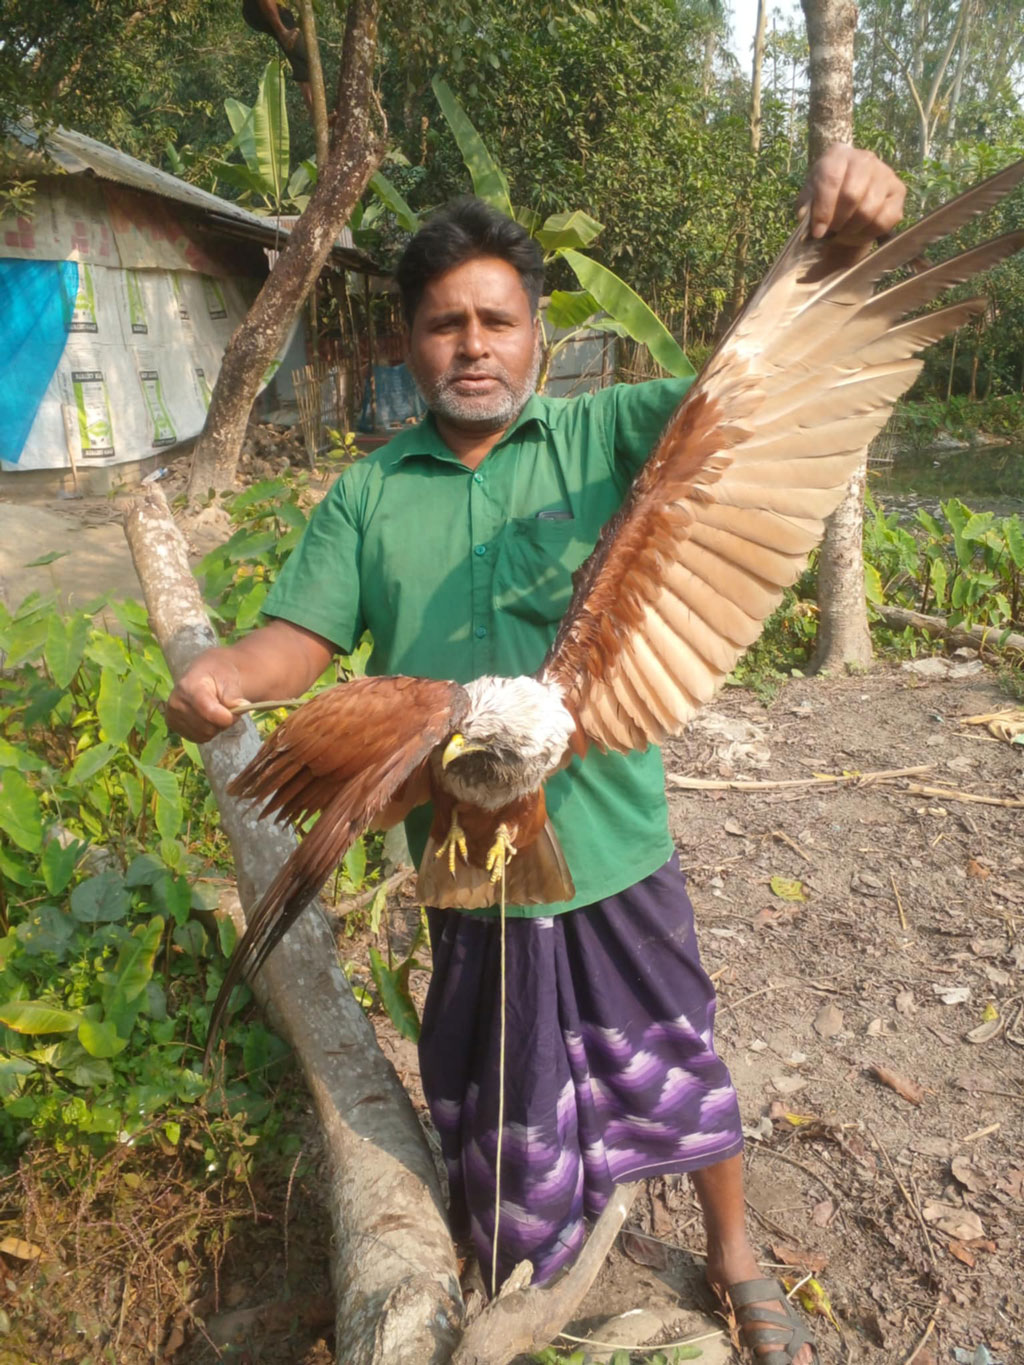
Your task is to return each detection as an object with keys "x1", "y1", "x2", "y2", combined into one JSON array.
[
  {"x1": 474, "y1": 625, "x2": 487, "y2": 639},
  {"x1": 474, "y1": 544, "x2": 487, "y2": 556},
  {"x1": 473, "y1": 472, "x2": 484, "y2": 484}
]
